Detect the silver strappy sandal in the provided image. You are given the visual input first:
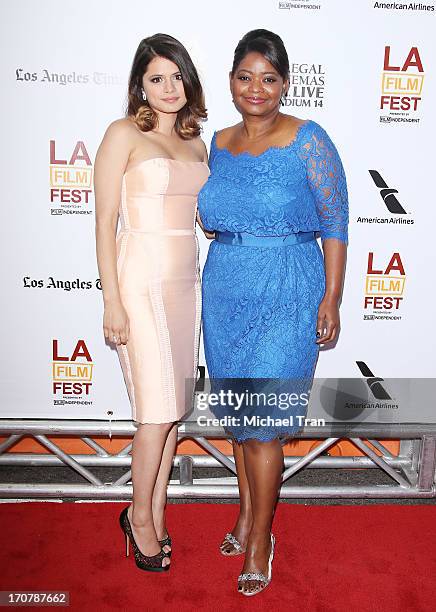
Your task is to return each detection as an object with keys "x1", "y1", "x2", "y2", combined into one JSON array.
[
  {"x1": 237, "y1": 533, "x2": 275, "y2": 596},
  {"x1": 220, "y1": 532, "x2": 245, "y2": 556}
]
